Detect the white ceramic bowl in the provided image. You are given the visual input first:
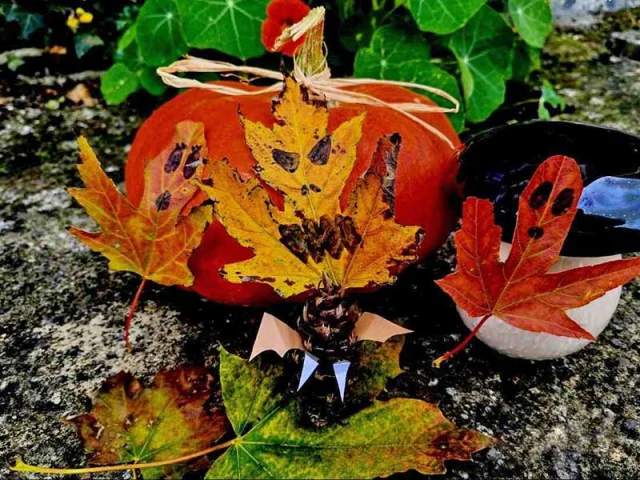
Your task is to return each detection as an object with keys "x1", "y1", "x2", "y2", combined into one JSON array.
[{"x1": 457, "y1": 242, "x2": 622, "y2": 360}]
